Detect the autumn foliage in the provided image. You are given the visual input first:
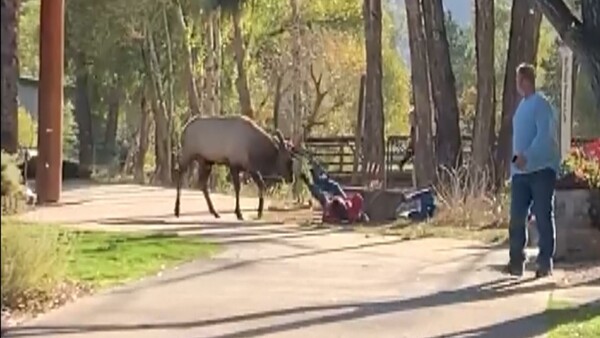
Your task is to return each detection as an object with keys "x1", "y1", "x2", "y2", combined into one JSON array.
[{"x1": 559, "y1": 138, "x2": 600, "y2": 189}]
